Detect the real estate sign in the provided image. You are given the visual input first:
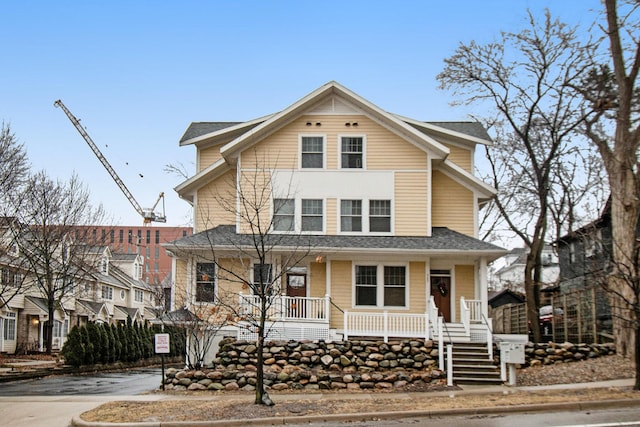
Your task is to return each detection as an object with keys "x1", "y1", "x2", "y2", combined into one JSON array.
[{"x1": 154, "y1": 333, "x2": 170, "y2": 354}]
